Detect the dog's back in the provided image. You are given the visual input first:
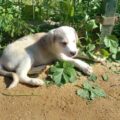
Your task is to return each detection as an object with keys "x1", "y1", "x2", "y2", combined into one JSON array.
[
  {"x1": 0, "y1": 33, "x2": 46, "y2": 70},
  {"x1": 0, "y1": 32, "x2": 47, "y2": 88}
]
